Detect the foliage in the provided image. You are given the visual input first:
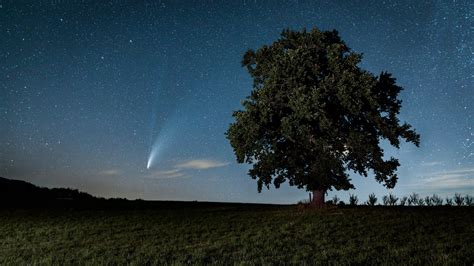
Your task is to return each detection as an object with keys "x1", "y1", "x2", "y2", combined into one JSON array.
[
  {"x1": 408, "y1": 193, "x2": 422, "y2": 206},
  {"x1": 366, "y1": 193, "x2": 378, "y2": 206},
  {"x1": 349, "y1": 194, "x2": 358, "y2": 206},
  {"x1": 445, "y1": 197, "x2": 453, "y2": 206},
  {"x1": 388, "y1": 193, "x2": 399, "y2": 206},
  {"x1": 417, "y1": 199, "x2": 425, "y2": 206},
  {"x1": 226, "y1": 28, "x2": 420, "y2": 193},
  {"x1": 430, "y1": 194, "x2": 443, "y2": 206},
  {"x1": 399, "y1": 196, "x2": 408, "y2": 206},
  {"x1": 332, "y1": 195, "x2": 340, "y2": 205},
  {"x1": 383, "y1": 193, "x2": 398, "y2": 206},
  {"x1": 359, "y1": 193, "x2": 469, "y2": 207},
  {"x1": 465, "y1": 195, "x2": 473, "y2": 206},
  {"x1": 454, "y1": 193, "x2": 465, "y2": 206},
  {"x1": 0, "y1": 204, "x2": 472, "y2": 264},
  {"x1": 424, "y1": 196, "x2": 433, "y2": 206},
  {"x1": 382, "y1": 195, "x2": 389, "y2": 206}
]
